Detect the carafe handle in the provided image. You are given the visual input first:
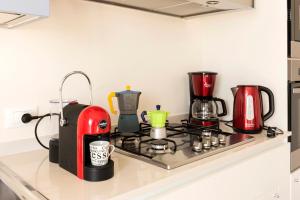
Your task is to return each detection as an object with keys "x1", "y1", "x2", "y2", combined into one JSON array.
[
  {"x1": 259, "y1": 86, "x2": 275, "y2": 121},
  {"x1": 213, "y1": 98, "x2": 227, "y2": 117},
  {"x1": 108, "y1": 92, "x2": 117, "y2": 115}
]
